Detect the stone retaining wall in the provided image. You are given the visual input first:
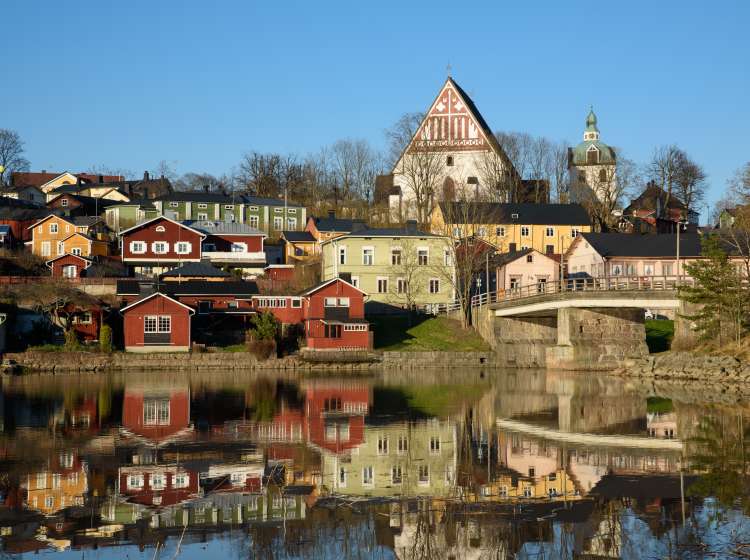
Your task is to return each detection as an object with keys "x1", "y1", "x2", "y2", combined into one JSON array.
[
  {"x1": 2, "y1": 350, "x2": 499, "y2": 375},
  {"x1": 617, "y1": 352, "x2": 750, "y2": 386}
]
